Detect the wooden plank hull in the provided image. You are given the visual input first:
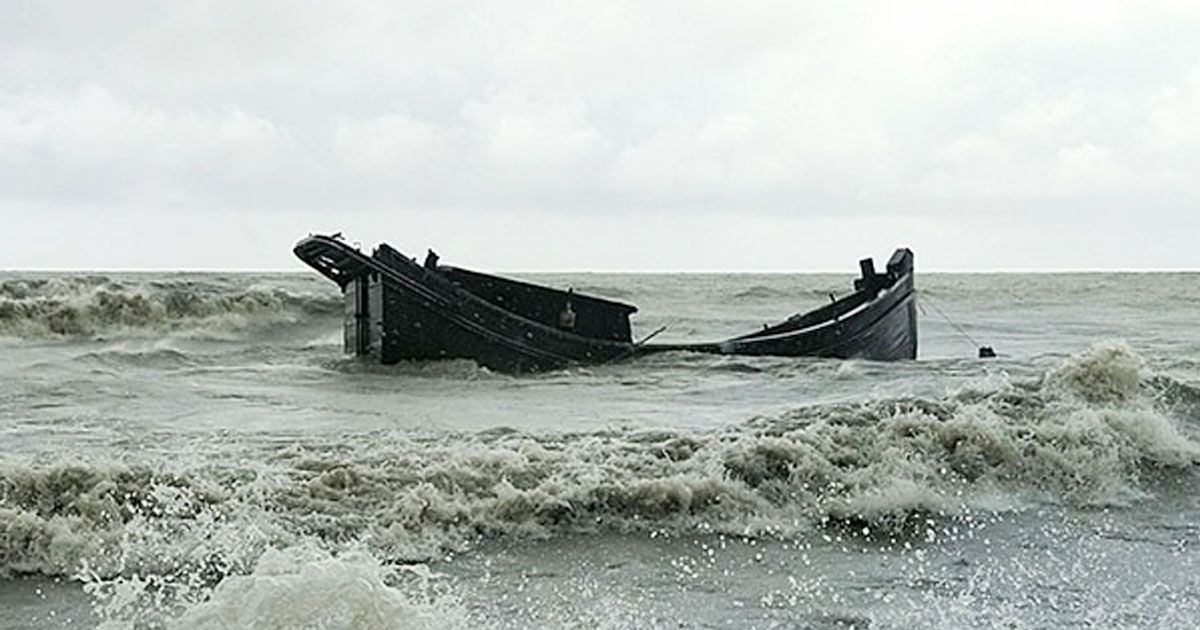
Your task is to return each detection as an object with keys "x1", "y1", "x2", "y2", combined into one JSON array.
[
  {"x1": 648, "y1": 250, "x2": 916, "y2": 361},
  {"x1": 294, "y1": 235, "x2": 917, "y2": 372}
]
